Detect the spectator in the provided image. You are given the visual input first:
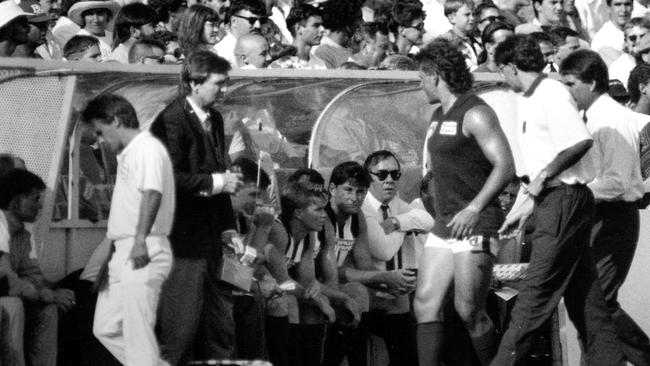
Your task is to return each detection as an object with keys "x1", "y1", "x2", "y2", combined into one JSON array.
[
  {"x1": 590, "y1": 0, "x2": 633, "y2": 66},
  {"x1": 314, "y1": 0, "x2": 362, "y2": 68},
  {"x1": 563, "y1": 0, "x2": 590, "y2": 41},
  {"x1": 63, "y1": 34, "x2": 101, "y2": 61},
  {"x1": 349, "y1": 22, "x2": 392, "y2": 68},
  {"x1": 392, "y1": 0, "x2": 426, "y2": 56},
  {"x1": 202, "y1": 0, "x2": 232, "y2": 21},
  {"x1": 531, "y1": 0, "x2": 564, "y2": 27},
  {"x1": 268, "y1": 0, "x2": 294, "y2": 44},
  {"x1": 476, "y1": 20, "x2": 515, "y2": 72},
  {"x1": 178, "y1": 5, "x2": 223, "y2": 58},
  {"x1": 67, "y1": 0, "x2": 121, "y2": 60},
  {"x1": 548, "y1": 26, "x2": 581, "y2": 69},
  {"x1": 475, "y1": 2, "x2": 503, "y2": 35},
  {"x1": 442, "y1": 0, "x2": 482, "y2": 70},
  {"x1": 530, "y1": 31, "x2": 558, "y2": 71},
  {"x1": 494, "y1": 0, "x2": 530, "y2": 26},
  {"x1": 108, "y1": 3, "x2": 158, "y2": 63},
  {"x1": 609, "y1": 17, "x2": 650, "y2": 86},
  {"x1": 150, "y1": 0, "x2": 187, "y2": 33},
  {"x1": 270, "y1": 4, "x2": 326, "y2": 69},
  {"x1": 52, "y1": 0, "x2": 83, "y2": 49},
  {"x1": 12, "y1": 0, "x2": 54, "y2": 58},
  {"x1": 0, "y1": 168, "x2": 76, "y2": 366},
  {"x1": 234, "y1": 33, "x2": 271, "y2": 68},
  {"x1": 128, "y1": 39, "x2": 167, "y2": 64},
  {"x1": 214, "y1": 0, "x2": 268, "y2": 67},
  {"x1": 0, "y1": 1, "x2": 31, "y2": 58}
]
